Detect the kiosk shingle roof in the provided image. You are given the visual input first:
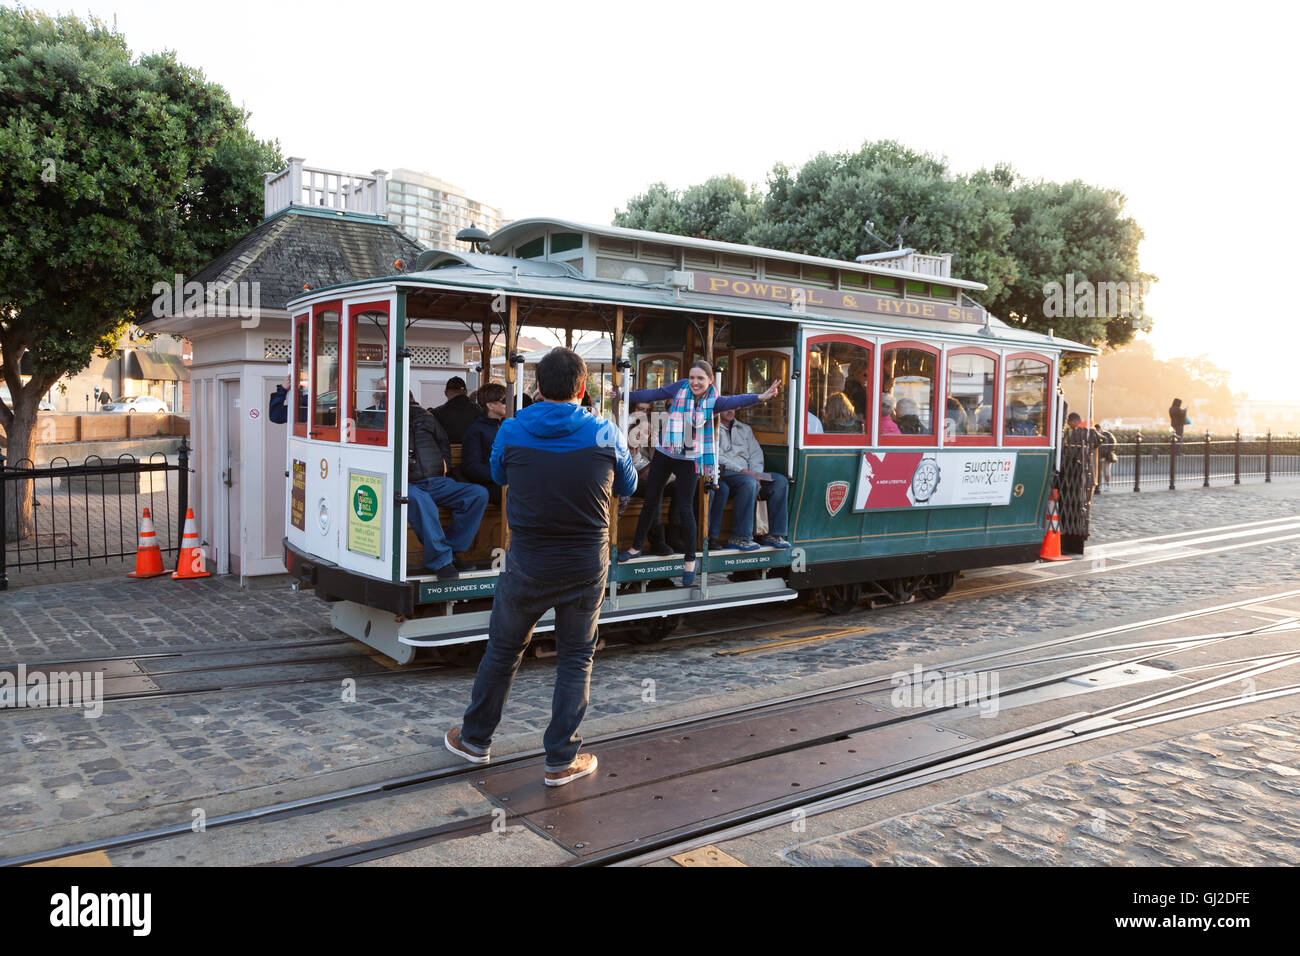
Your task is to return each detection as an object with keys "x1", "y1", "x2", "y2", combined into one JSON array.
[{"x1": 187, "y1": 209, "x2": 423, "y2": 311}]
